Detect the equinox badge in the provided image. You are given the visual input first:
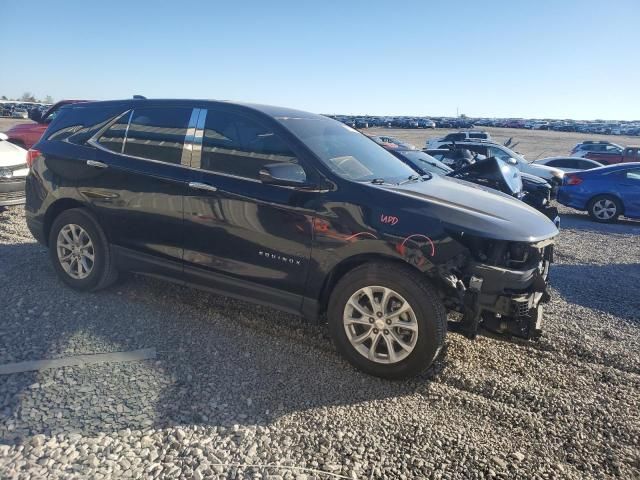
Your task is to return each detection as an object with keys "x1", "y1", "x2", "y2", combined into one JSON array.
[{"x1": 258, "y1": 250, "x2": 302, "y2": 266}]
